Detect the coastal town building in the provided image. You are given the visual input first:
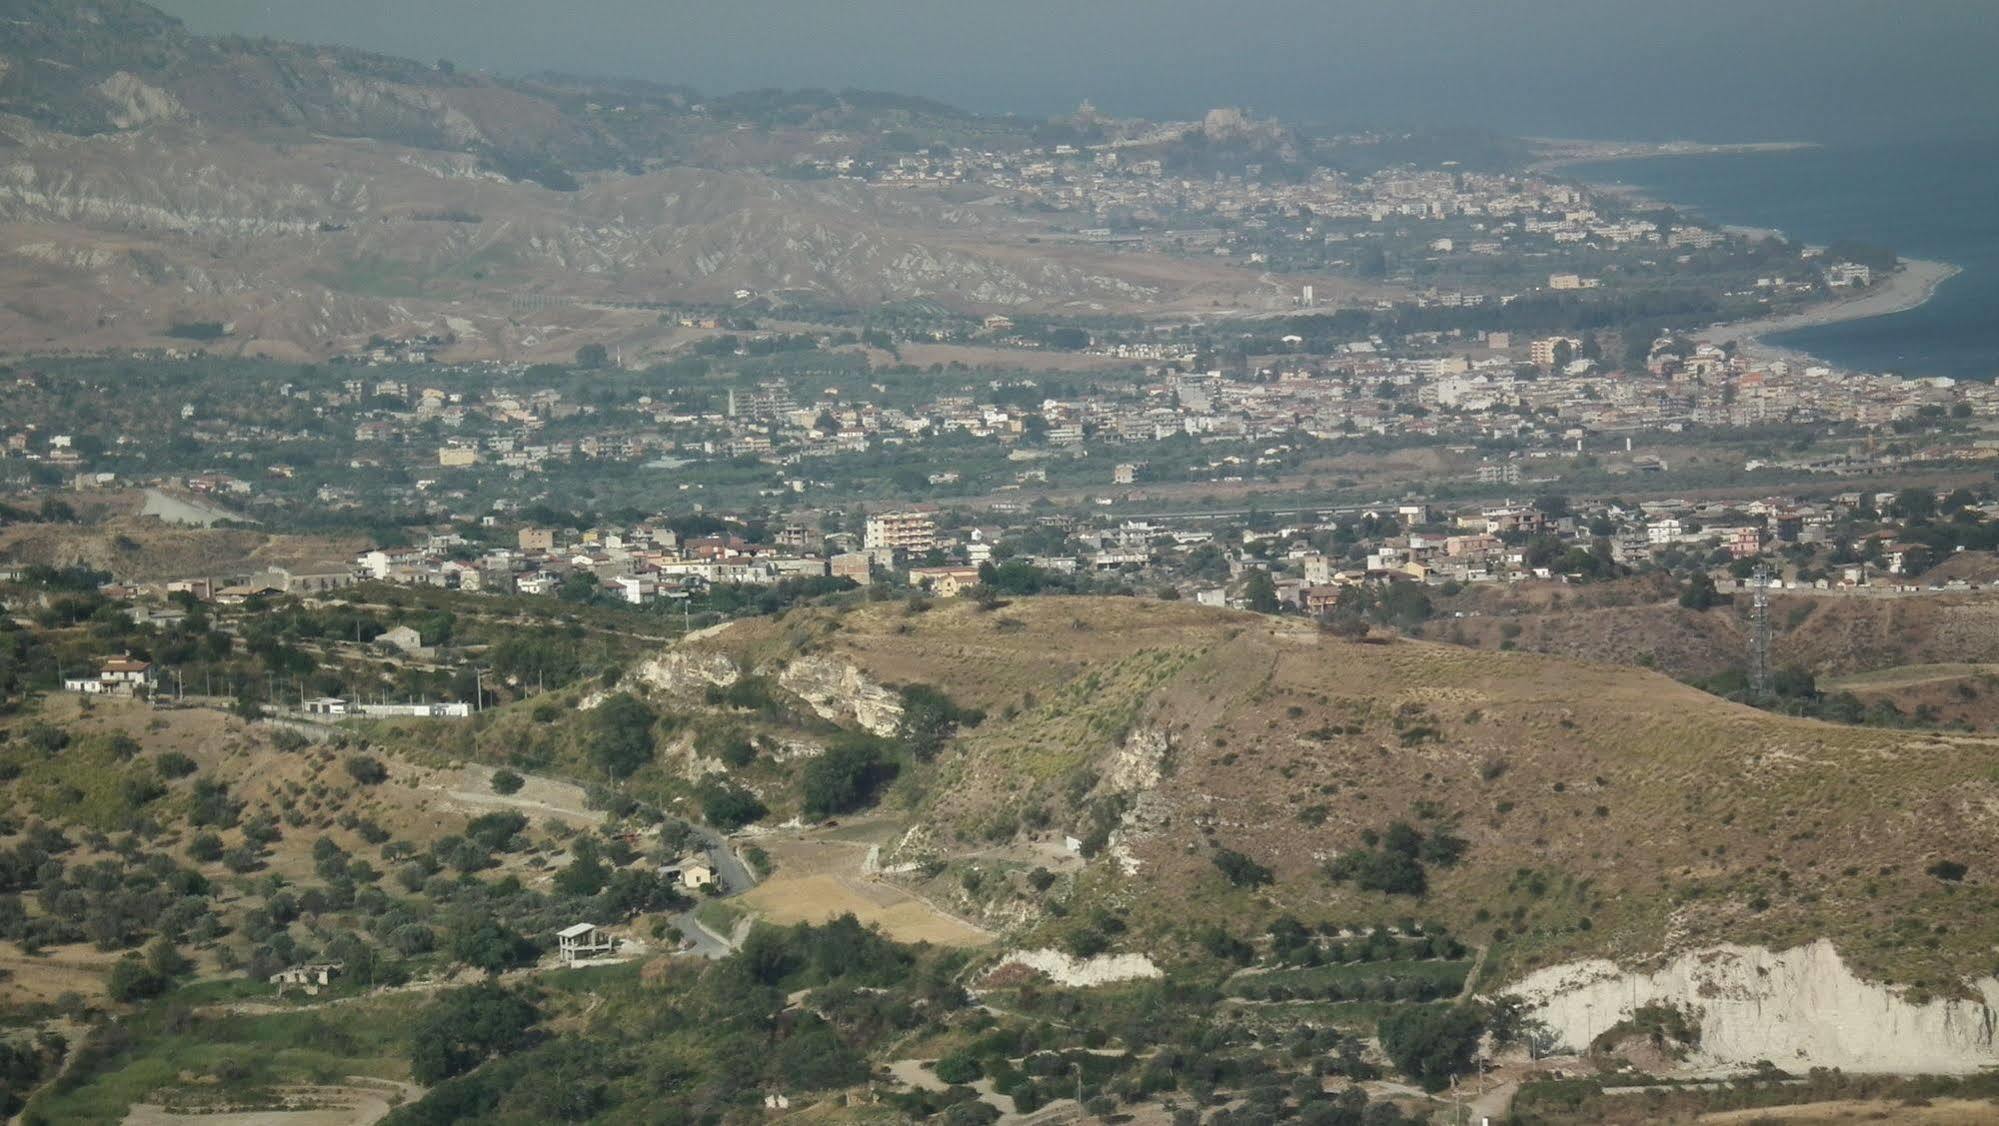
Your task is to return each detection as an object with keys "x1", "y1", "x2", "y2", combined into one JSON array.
[{"x1": 865, "y1": 510, "x2": 938, "y2": 554}]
